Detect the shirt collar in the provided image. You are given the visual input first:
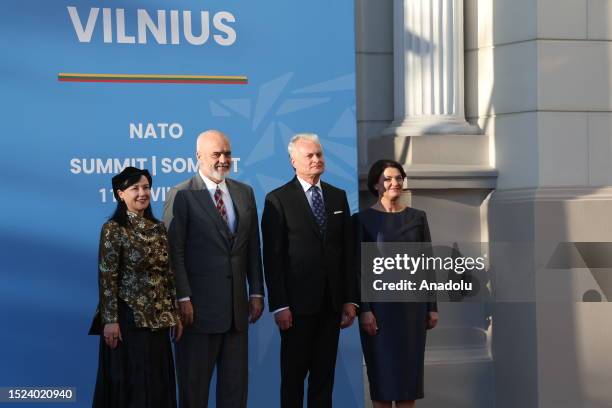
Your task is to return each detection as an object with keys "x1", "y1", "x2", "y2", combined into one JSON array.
[
  {"x1": 198, "y1": 170, "x2": 229, "y2": 193},
  {"x1": 296, "y1": 175, "x2": 322, "y2": 193}
]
